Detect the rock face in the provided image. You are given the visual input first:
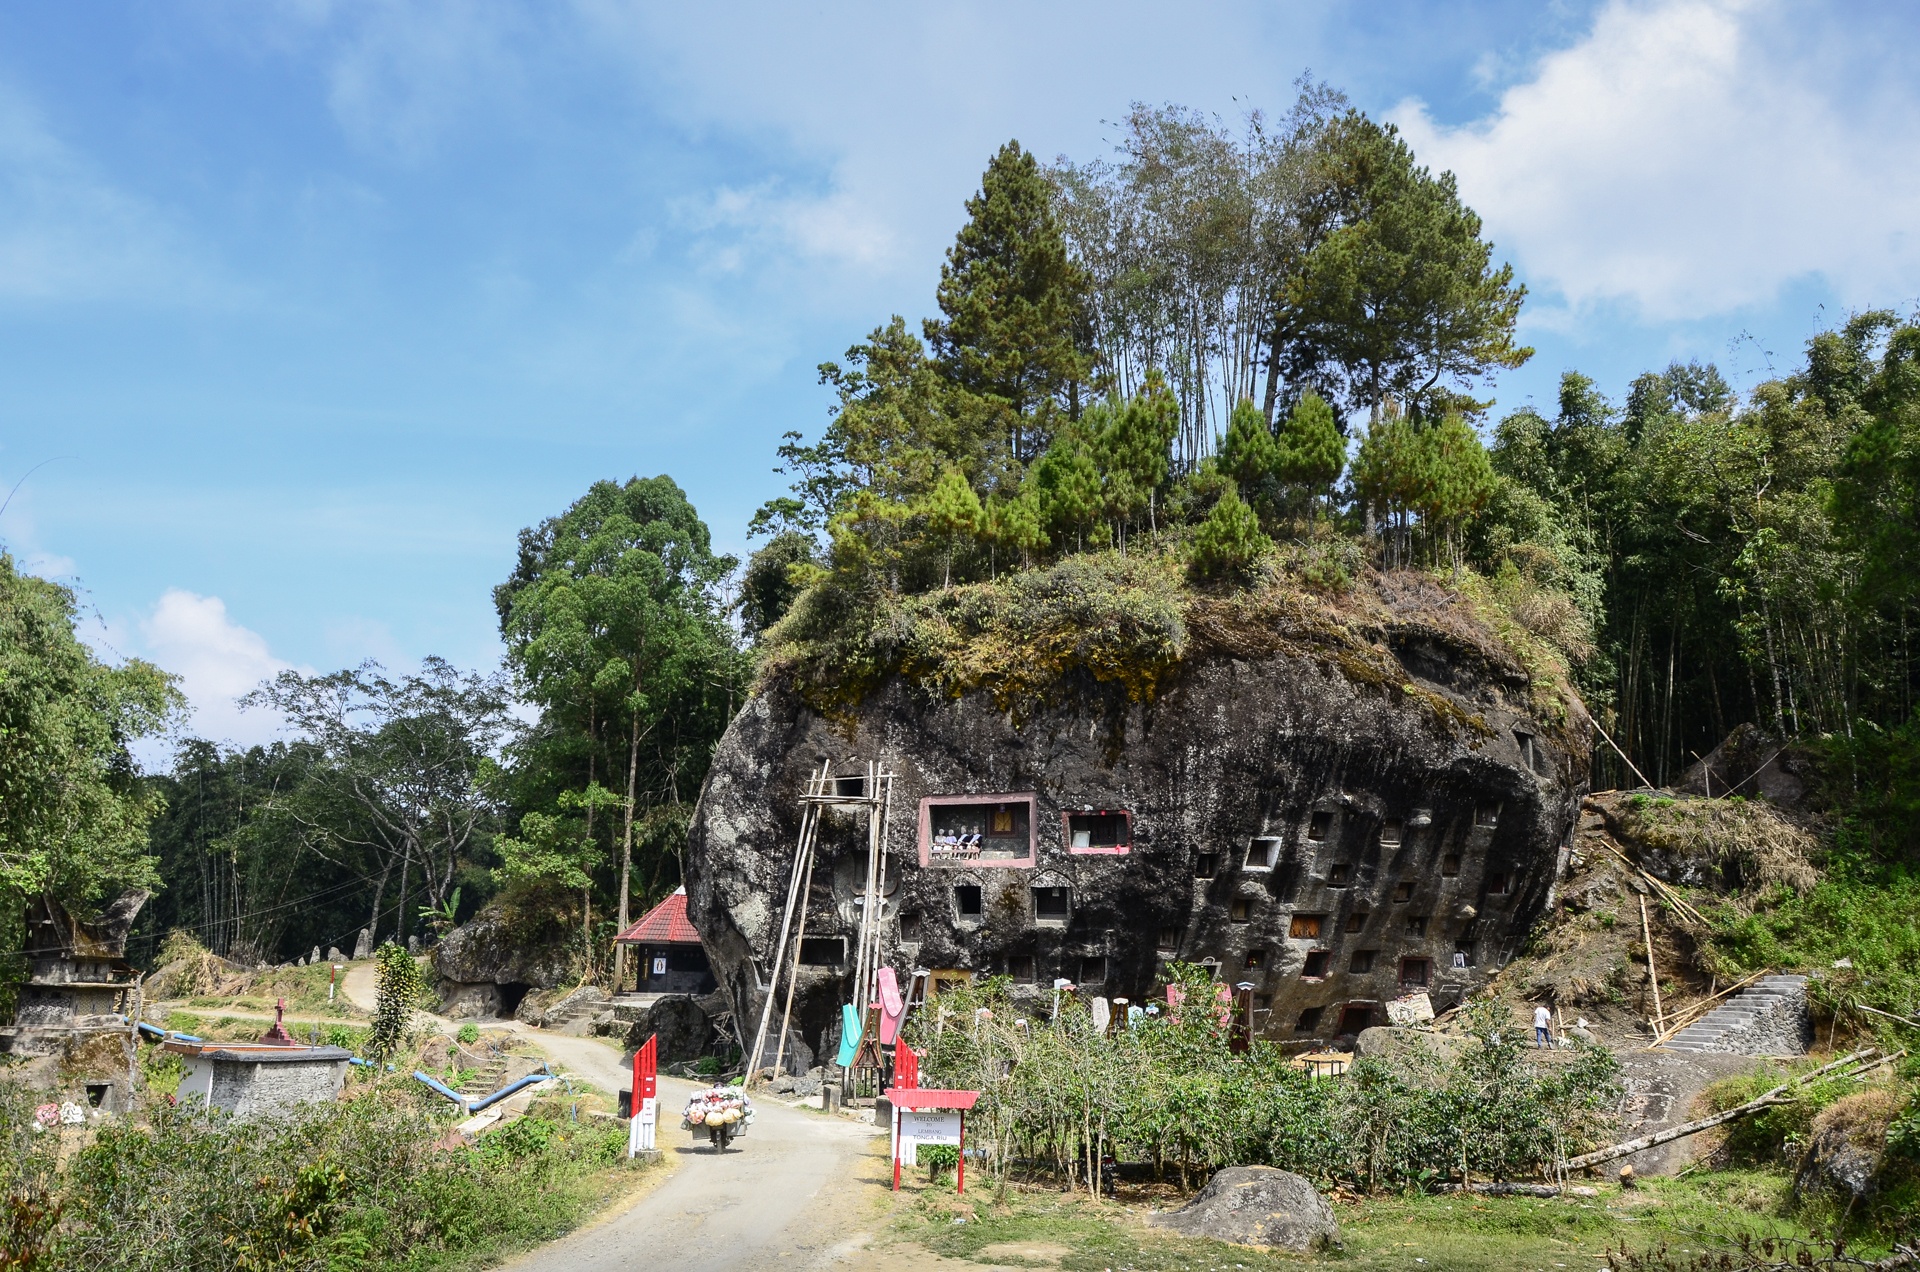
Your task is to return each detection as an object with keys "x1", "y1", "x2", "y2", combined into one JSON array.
[
  {"x1": 432, "y1": 895, "x2": 580, "y2": 1019},
  {"x1": 1148, "y1": 1166, "x2": 1339, "y2": 1250},
  {"x1": 687, "y1": 607, "x2": 1585, "y2": 1062}
]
